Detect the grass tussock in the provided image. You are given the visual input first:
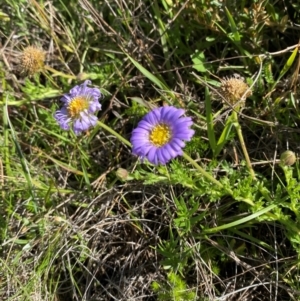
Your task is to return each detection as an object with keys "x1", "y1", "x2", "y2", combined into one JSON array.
[{"x1": 1, "y1": 0, "x2": 300, "y2": 300}]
